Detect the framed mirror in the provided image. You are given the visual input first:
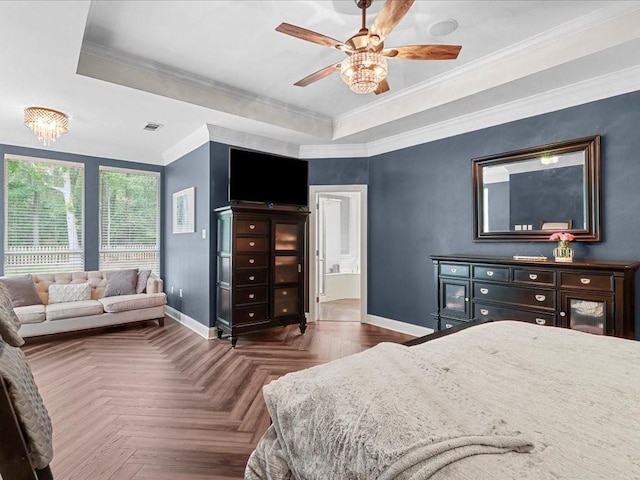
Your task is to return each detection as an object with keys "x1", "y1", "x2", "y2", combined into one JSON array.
[{"x1": 472, "y1": 135, "x2": 601, "y2": 242}]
